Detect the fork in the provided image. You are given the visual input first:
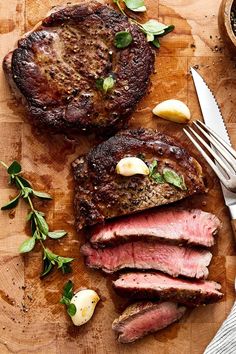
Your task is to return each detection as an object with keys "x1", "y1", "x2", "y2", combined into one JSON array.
[
  {"x1": 184, "y1": 119, "x2": 236, "y2": 242},
  {"x1": 183, "y1": 120, "x2": 236, "y2": 193}
]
